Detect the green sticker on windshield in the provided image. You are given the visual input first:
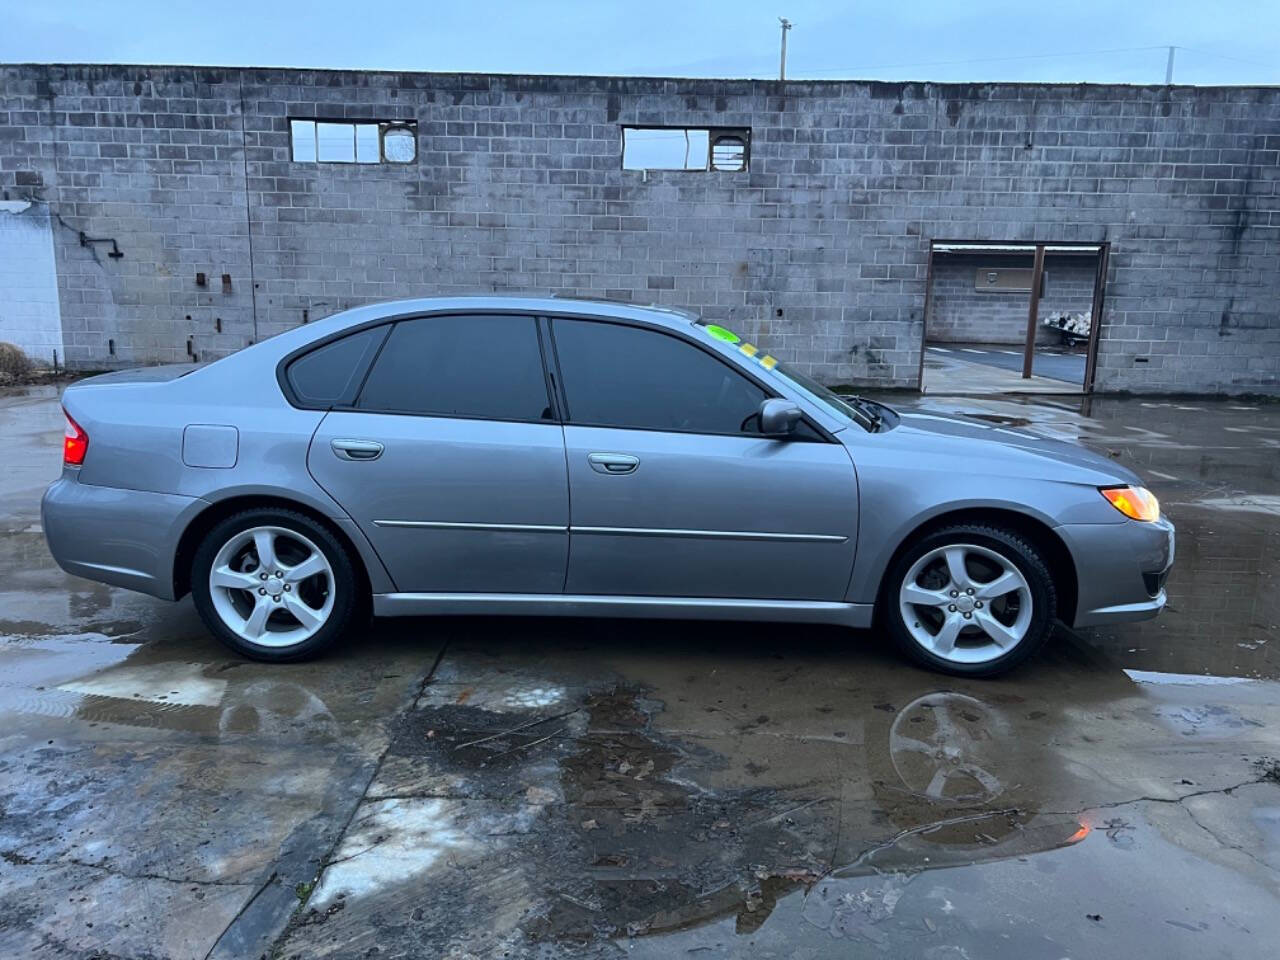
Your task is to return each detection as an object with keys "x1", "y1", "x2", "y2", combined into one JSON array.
[{"x1": 704, "y1": 324, "x2": 741, "y2": 344}]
